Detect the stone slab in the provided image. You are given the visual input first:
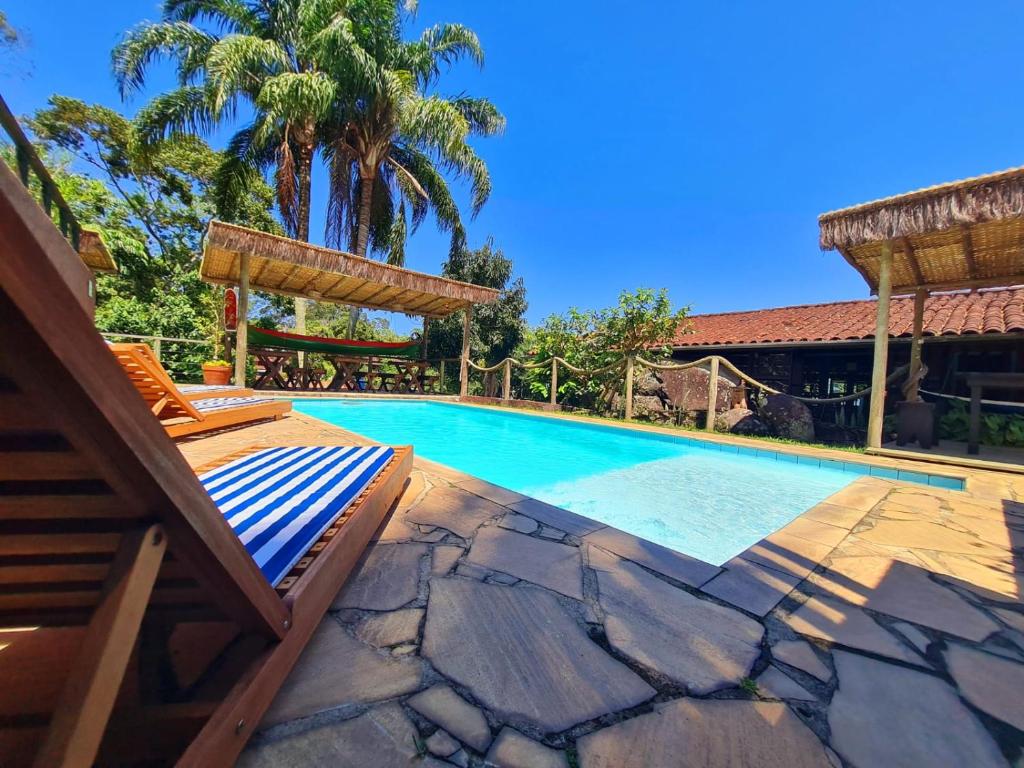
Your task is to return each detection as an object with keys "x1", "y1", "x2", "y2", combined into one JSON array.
[
  {"x1": 423, "y1": 578, "x2": 654, "y2": 732},
  {"x1": 240, "y1": 703, "x2": 446, "y2": 768},
  {"x1": 485, "y1": 727, "x2": 568, "y2": 768},
  {"x1": 467, "y1": 525, "x2": 583, "y2": 599},
  {"x1": 808, "y1": 556, "x2": 999, "y2": 641},
  {"x1": 776, "y1": 516, "x2": 848, "y2": 548},
  {"x1": 585, "y1": 527, "x2": 720, "y2": 588},
  {"x1": 822, "y1": 478, "x2": 891, "y2": 511},
  {"x1": 499, "y1": 512, "x2": 538, "y2": 534},
  {"x1": 426, "y1": 729, "x2": 460, "y2": 758},
  {"x1": 857, "y1": 519, "x2": 1007, "y2": 558},
  {"x1": 785, "y1": 595, "x2": 921, "y2": 665},
  {"x1": 354, "y1": 608, "x2": 424, "y2": 648},
  {"x1": 406, "y1": 485, "x2": 506, "y2": 538},
  {"x1": 771, "y1": 639, "x2": 831, "y2": 681},
  {"x1": 591, "y1": 547, "x2": 763, "y2": 693},
  {"x1": 454, "y1": 476, "x2": 529, "y2": 506},
  {"x1": 801, "y1": 501, "x2": 869, "y2": 530},
  {"x1": 508, "y1": 497, "x2": 606, "y2": 537},
  {"x1": 408, "y1": 684, "x2": 493, "y2": 752},
  {"x1": 333, "y1": 542, "x2": 427, "y2": 611},
  {"x1": 994, "y1": 607, "x2": 1024, "y2": 634},
  {"x1": 739, "y1": 532, "x2": 834, "y2": 580},
  {"x1": 538, "y1": 525, "x2": 565, "y2": 540},
  {"x1": 892, "y1": 621, "x2": 931, "y2": 653},
  {"x1": 577, "y1": 699, "x2": 830, "y2": 768},
  {"x1": 431, "y1": 544, "x2": 464, "y2": 576},
  {"x1": 829, "y1": 651, "x2": 1004, "y2": 768},
  {"x1": 756, "y1": 665, "x2": 815, "y2": 701},
  {"x1": 944, "y1": 644, "x2": 1024, "y2": 732},
  {"x1": 702, "y1": 557, "x2": 801, "y2": 617},
  {"x1": 263, "y1": 620, "x2": 422, "y2": 725}
]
